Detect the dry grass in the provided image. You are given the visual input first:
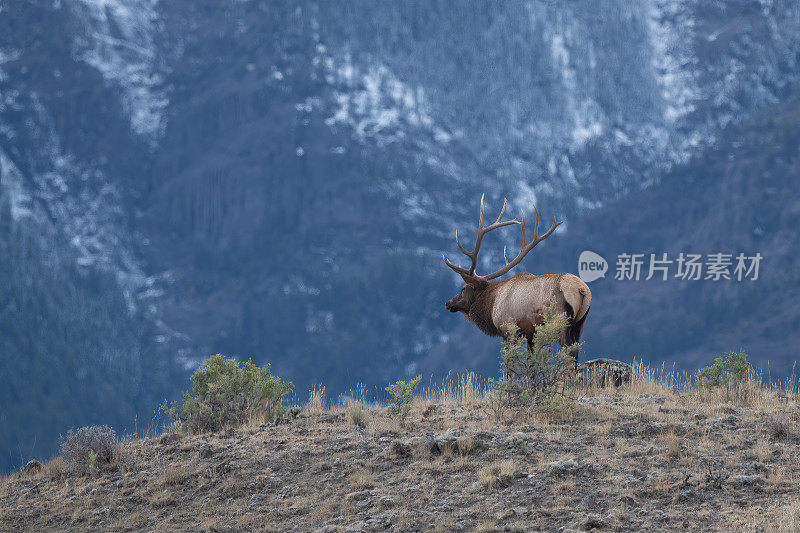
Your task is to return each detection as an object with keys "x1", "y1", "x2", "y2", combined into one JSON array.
[
  {"x1": 660, "y1": 429, "x2": 682, "y2": 460},
  {"x1": 199, "y1": 515, "x2": 221, "y2": 532},
  {"x1": 160, "y1": 464, "x2": 189, "y2": 487},
  {"x1": 43, "y1": 457, "x2": 65, "y2": 479},
  {"x1": 148, "y1": 489, "x2": 177, "y2": 508},
  {"x1": 423, "y1": 371, "x2": 488, "y2": 407},
  {"x1": 348, "y1": 466, "x2": 375, "y2": 490},
  {"x1": 432, "y1": 516, "x2": 456, "y2": 532},
  {"x1": 303, "y1": 385, "x2": 326, "y2": 417},
  {"x1": 477, "y1": 459, "x2": 516, "y2": 490},
  {"x1": 754, "y1": 438, "x2": 774, "y2": 463},
  {"x1": 727, "y1": 499, "x2": 800, "y2": 532},
  {"x1": 347, "y1": 404, "x2": 368, "y2": 429}
]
